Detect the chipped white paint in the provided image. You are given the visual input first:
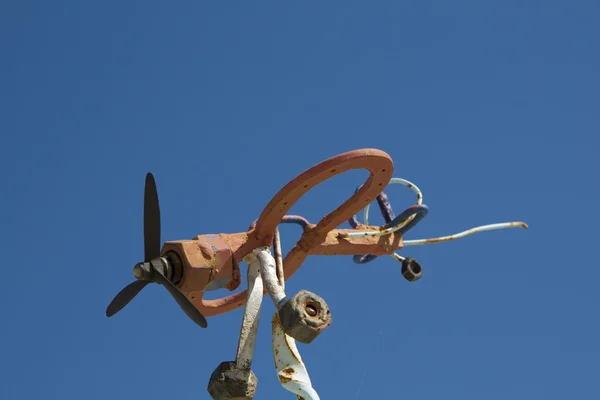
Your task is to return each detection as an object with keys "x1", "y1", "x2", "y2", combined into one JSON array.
[
  {"x1": 272, "y1": 312, "x2": 320, "y2": 400},
  {"x1": 234, "y1": 251, "x2": 264, "y2": 370},
  {"x1": 255, "y1": 247, "x2": 287, "y2": 309},
  {"x1": 403, "y1": 221, "x2": 528, "y2": 246}
]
